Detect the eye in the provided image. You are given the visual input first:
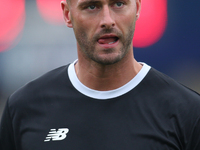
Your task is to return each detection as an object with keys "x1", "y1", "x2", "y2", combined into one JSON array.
[
  {"x1": 114, "y1": 2, "x2": 124, "y2": 8},
  {"x1": 88, "y1": 5, "x2": 96, "y2": 10}
]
